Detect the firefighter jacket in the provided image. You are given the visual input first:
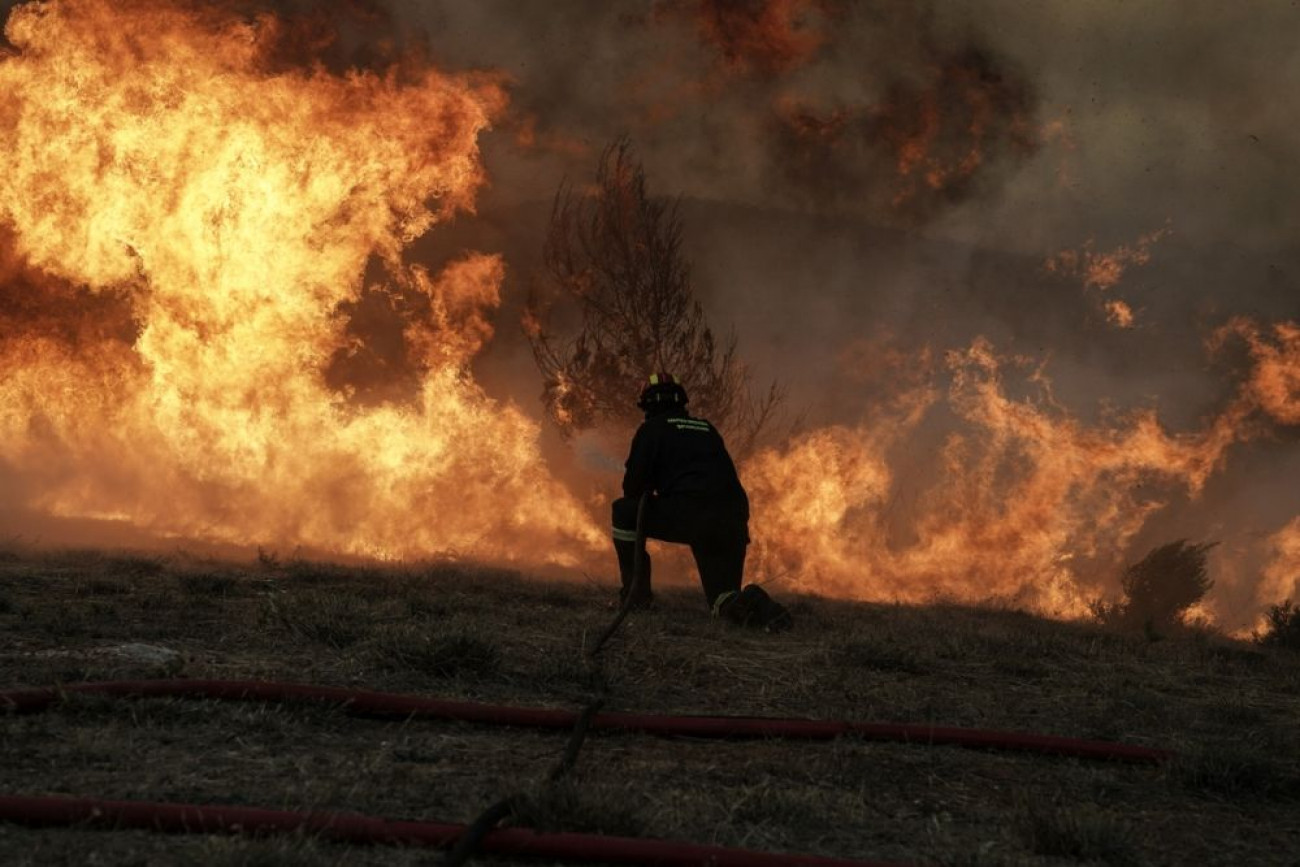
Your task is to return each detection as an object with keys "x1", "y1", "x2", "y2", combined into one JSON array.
[{"x1": 621, "y1": 410, "x2": 748, "y2": 506}]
